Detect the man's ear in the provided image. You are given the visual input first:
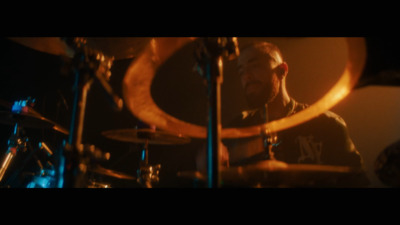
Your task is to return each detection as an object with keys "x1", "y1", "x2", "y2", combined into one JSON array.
[{"x1": 277, "y1": 62, "x2": 288, "y2": 79}]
